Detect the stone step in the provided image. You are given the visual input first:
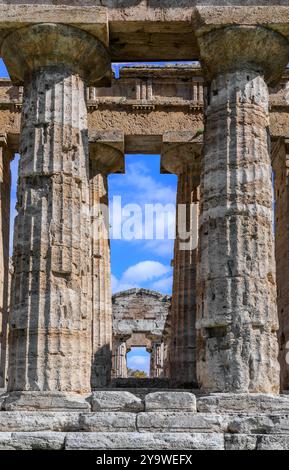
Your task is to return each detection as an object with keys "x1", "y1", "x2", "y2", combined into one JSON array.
[
  {"x1": 0, "y1": 431, "x2": 289, "y2": 450},
  {"x1": 1, "y1": 410, "x2": 289, "y2": 434},
  {"x1": 110, "y1": 378, "x2": 171, "y2": 388}
]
